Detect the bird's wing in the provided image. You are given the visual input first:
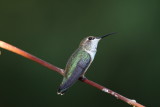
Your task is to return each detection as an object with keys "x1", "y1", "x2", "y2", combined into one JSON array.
[
  {"x1": 58, "y1": 49, "x2": 91, "y2": 94},
  {"x1": 65, "y1": 49, "x2": 91, "y2": 78}
]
